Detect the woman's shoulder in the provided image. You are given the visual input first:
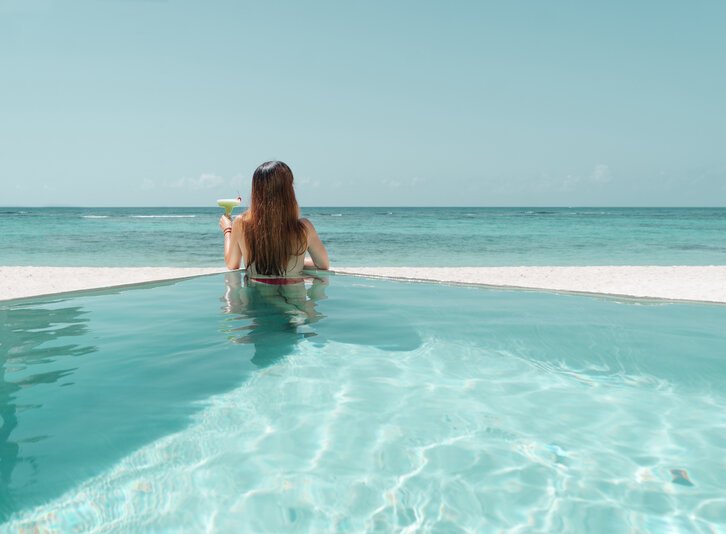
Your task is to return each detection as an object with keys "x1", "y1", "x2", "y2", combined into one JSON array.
[
  {"x1": 299, "y1": 217, "x2": 318, "y2": 234},
  {"x1": 233, "y1": 211, "x2": 251, "y2": 228}
]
